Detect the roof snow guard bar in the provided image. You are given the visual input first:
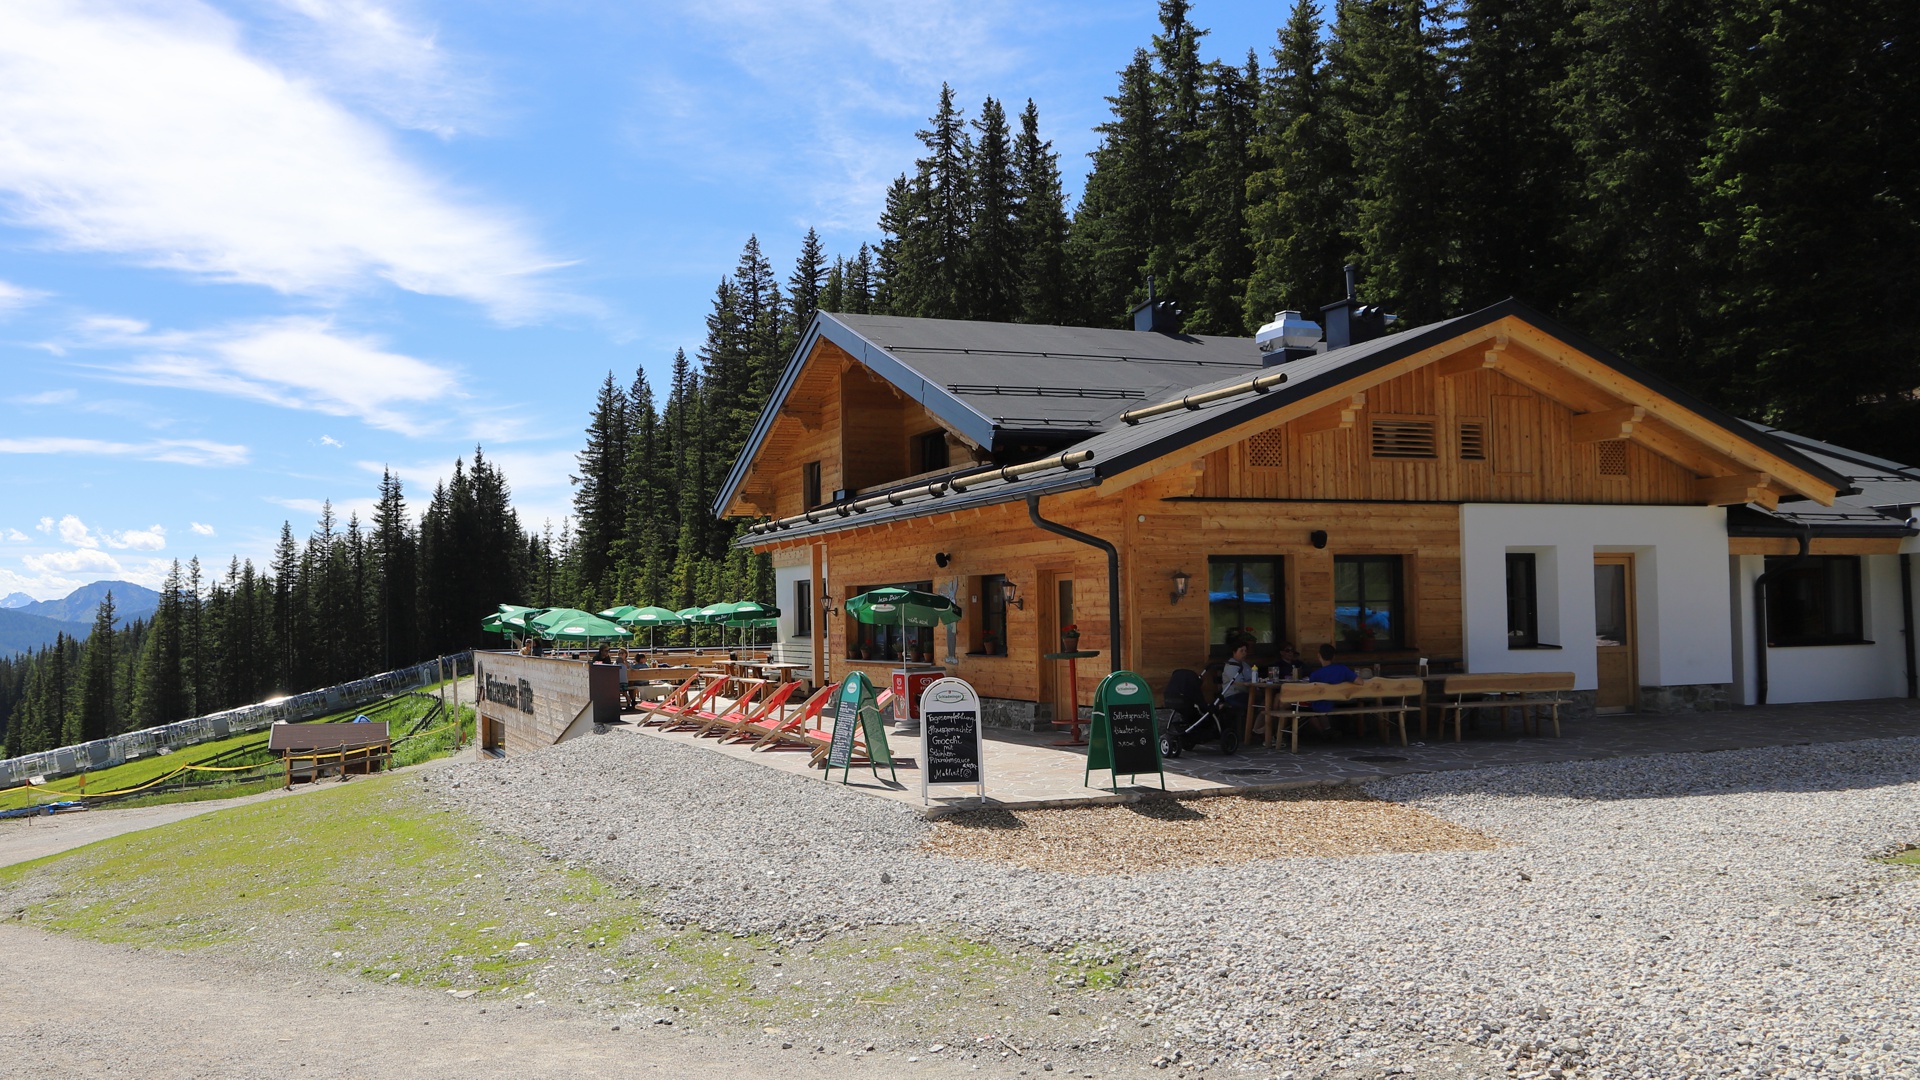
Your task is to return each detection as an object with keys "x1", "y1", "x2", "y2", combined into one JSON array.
[
  {"x1": 748, "y1": 449, "x2": 1096, "y2": 534},
  {"x1": 1119, "y1": 369, "x2": 1289, "y2": 426}
]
